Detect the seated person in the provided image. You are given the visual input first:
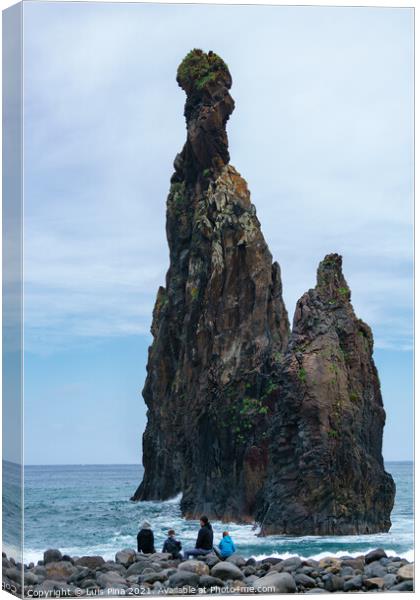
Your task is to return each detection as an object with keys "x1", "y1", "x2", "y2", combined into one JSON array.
[
  {"x1": 218, "y1": 531, "x2": 236, "y2": 559},
  {"x1": 162, "y1": 528, "x2": 183, "y2": 559},
  {"x1": 137, "y1": 520, "x2": 156, "y2": 554},
  {"x1": 184, "y1": 515, "x2": 214, "y2": 560}
]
